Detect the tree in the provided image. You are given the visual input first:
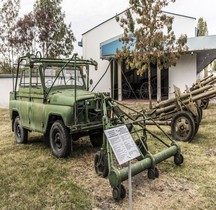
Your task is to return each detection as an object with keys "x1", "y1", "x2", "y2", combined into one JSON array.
[
  {"x1": 0, "y1": 0, "x2": 20, "y2": 72},
  {"x1": 197, "y1": 17, "x2": 209, "y2": 77},
  {"x1": 0, "y1": 61, "x2": 11, "y2": 74},
  {"x1": 10, "y1": 0, "x2": 76, "y2": 58},
  {"x1": 8, "y1": 12, "x2": 36, "y2": 56},
  {"x1": 33, "y1": 0, "x2": 76, "y2": 57},
  {"x1": 197, "y1": 17, "x2": 208, "y2": 36},
  {"x1": 116, "y1": 0, "x2": 187, "y2": 108}
]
